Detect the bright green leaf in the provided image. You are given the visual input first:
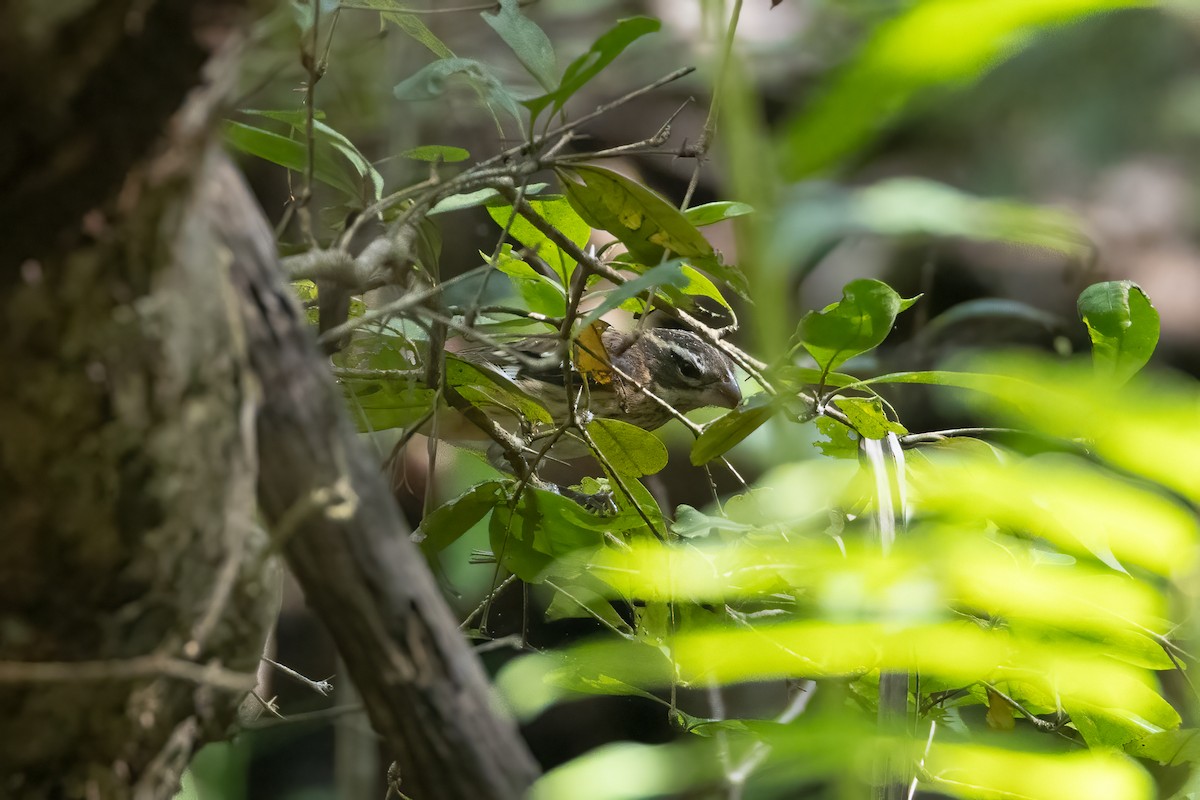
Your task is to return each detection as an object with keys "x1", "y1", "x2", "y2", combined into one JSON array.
[
  {"x1": 684, "y1": 201, "x2": 755, "y2": 227},
  {"x1": 488, "y1": 196, "x2": 591, "y2": 285},
  {"x1": 492, "y1": 244, "x2": 568, "y2": 318},
  {"x1": 1077, "y1": 281, "x2": 1160, "y2": 384},
  {"x1": 587, "y1": 418, "x2": 668, "y2": 477},
  {"x1": 799, "y1": 279, "x2": 920, "y2": 374},
  {"x1": 782, "y1": 0, "x2": 1152, "y2": 177},
  {"x1": 558, "y1": 165, "x2": 713, "y2": 263},
  {"x1": 835, "y1": 396, "x2": 907, "y2": 439}
]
